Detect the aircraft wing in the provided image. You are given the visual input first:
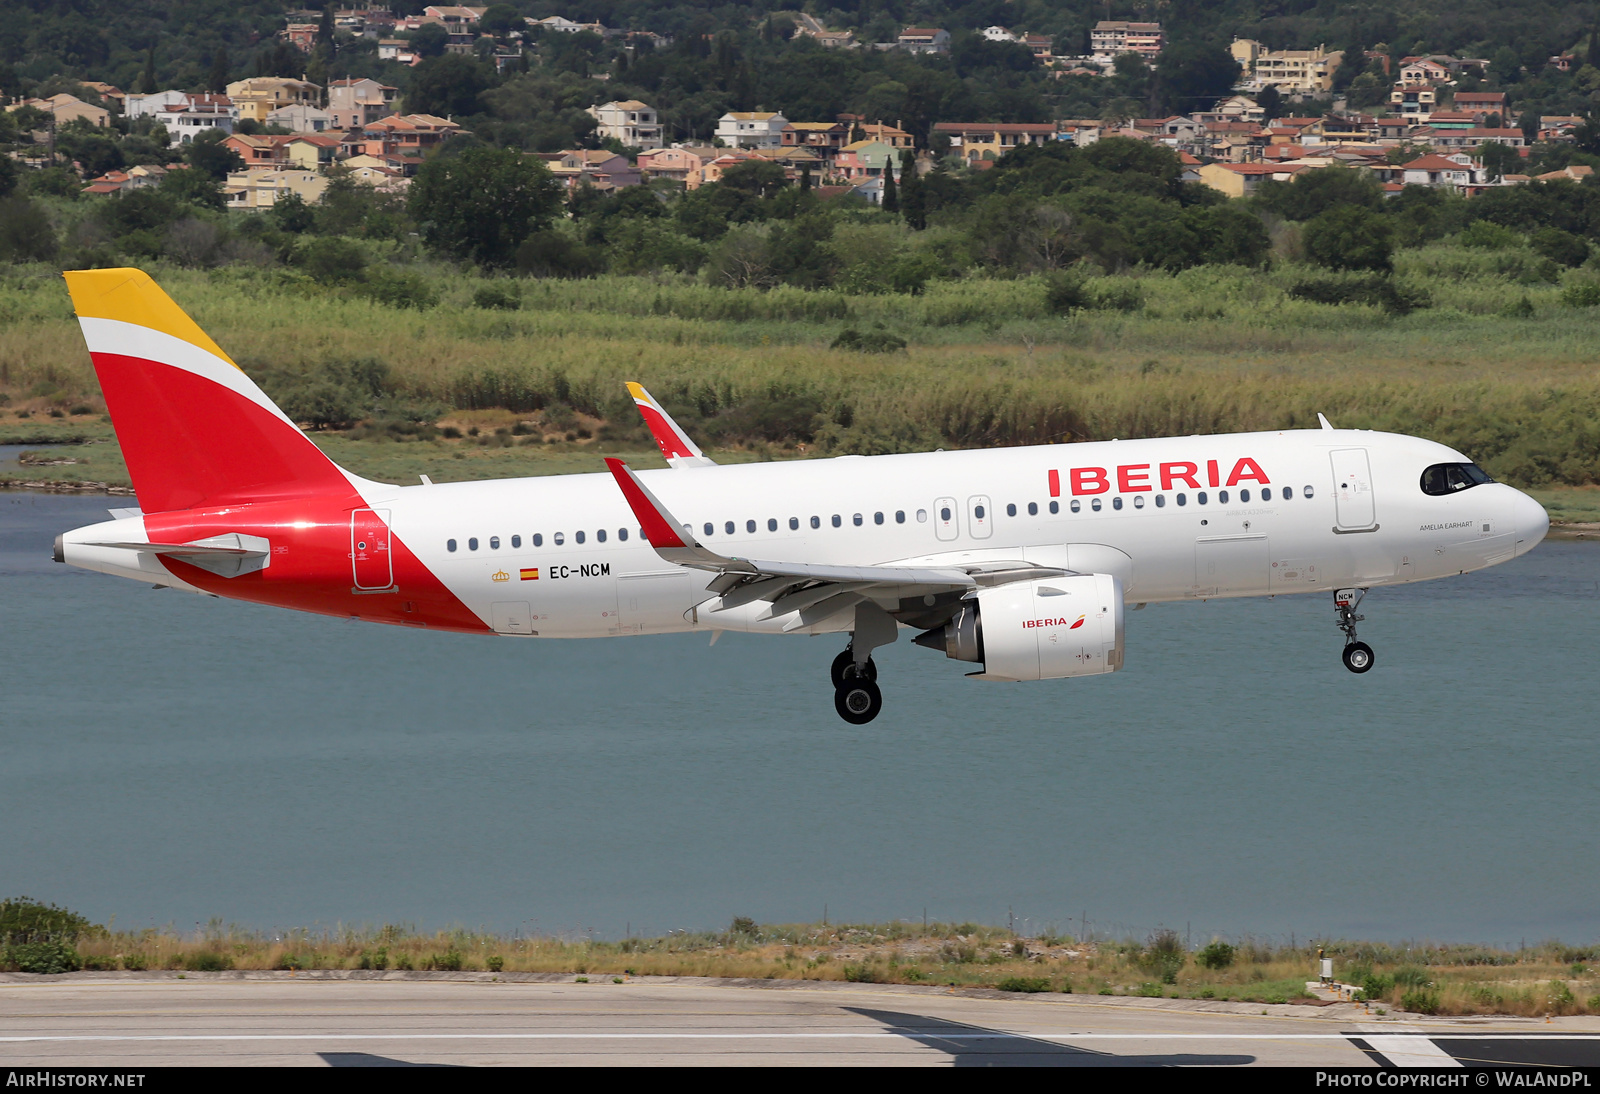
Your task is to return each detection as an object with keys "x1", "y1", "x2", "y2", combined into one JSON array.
[
  {"x1": 626, "y1": 382, "x2": 716, "y2": 468},
  {"x1": 604, "y1": 459, "x2": 1066, "y2": 629}
]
